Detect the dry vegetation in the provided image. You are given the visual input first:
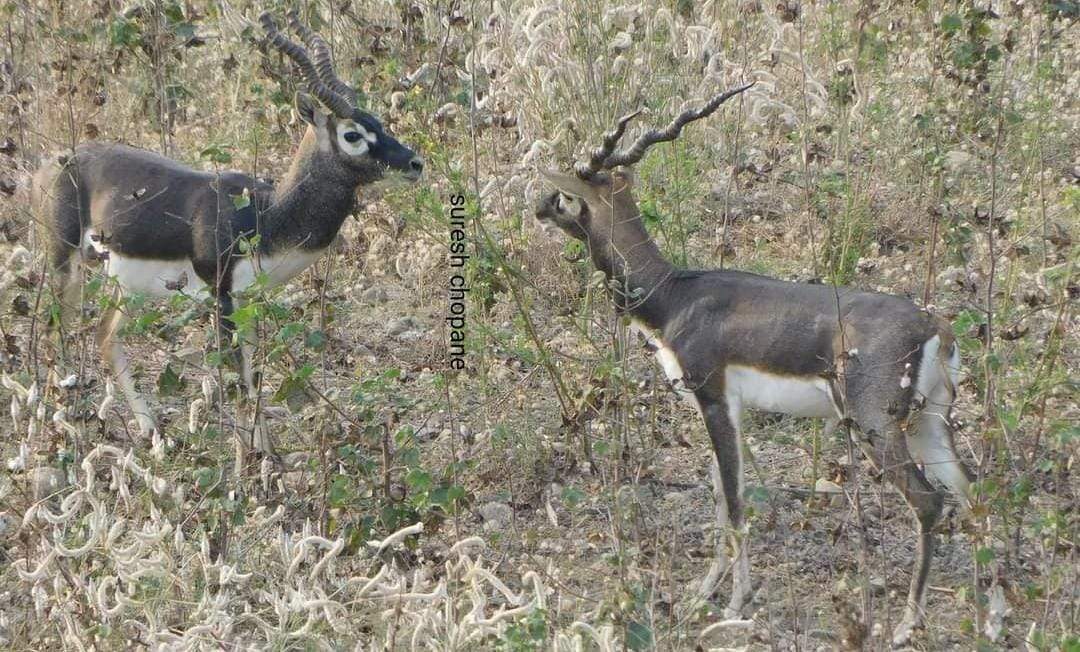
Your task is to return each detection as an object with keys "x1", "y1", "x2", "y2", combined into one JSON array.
[{"x1": 0, "y1": 0, "x2": 1077, "y2": 649}]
